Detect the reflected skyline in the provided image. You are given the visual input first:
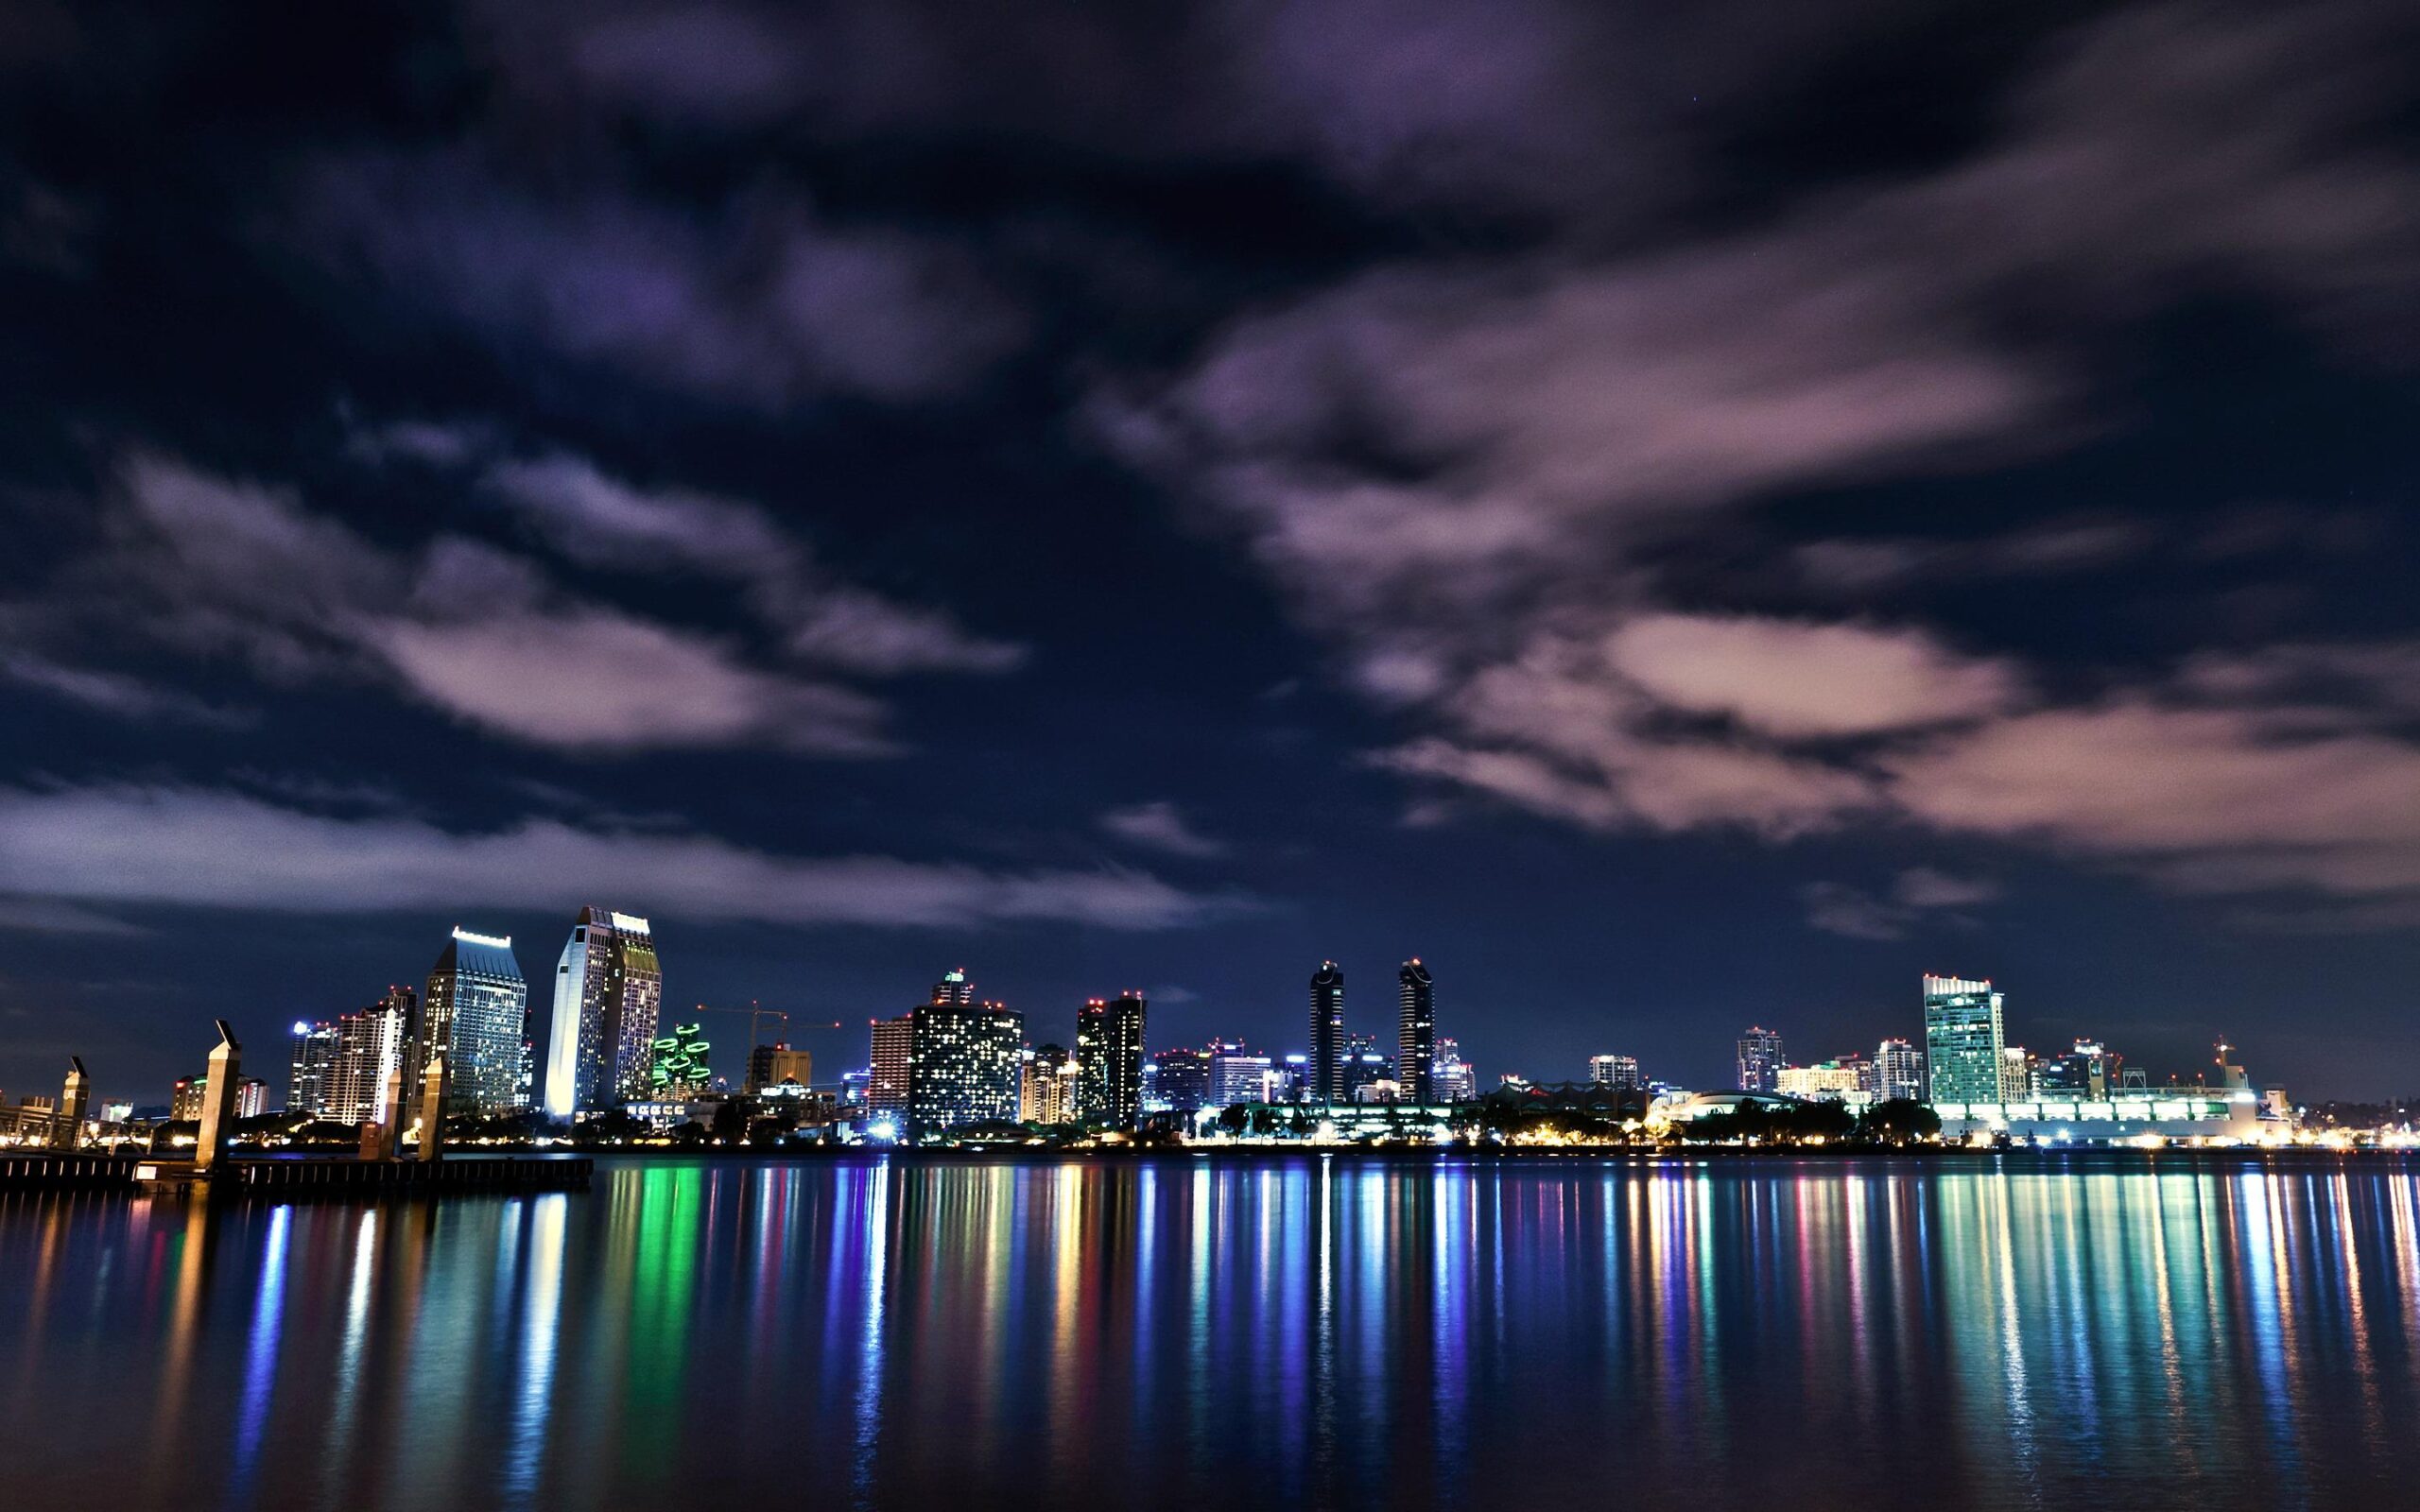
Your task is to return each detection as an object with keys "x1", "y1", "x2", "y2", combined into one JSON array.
[{"x1": 4, "y1": 1157, "x2": 2419, "y2": 1510}]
